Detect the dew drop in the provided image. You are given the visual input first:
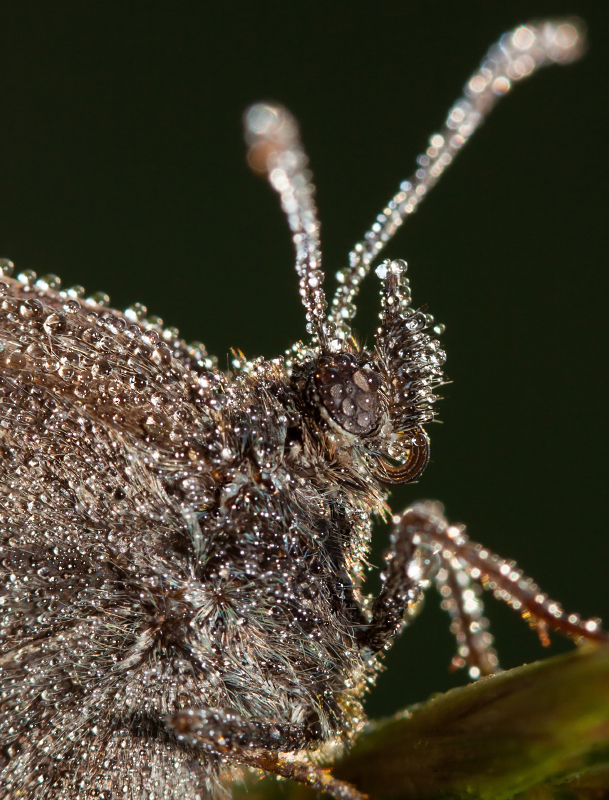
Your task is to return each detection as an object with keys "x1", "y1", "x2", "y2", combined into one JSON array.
[
  {"x1": 63, "y1": 300, "x2": 81, "y2": 314},
  {"x1": 17, "y1": 269, "x2": 37, "y2": 285},
  {"x1": 88, "y1": 291, "x2": 110, "y2": 307},
  {"x1": 37, "y1": 274, "x2": 62, "y2": 291},
  {"x1": 0, "y1": 258, "x2": 15, "y2": 276},
  {"x1": 4, "y1": 352, "x2": 26, "y2": 369},
  {"x1": 125, "y1": 303, "x2": 147, "y2": 321}
]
